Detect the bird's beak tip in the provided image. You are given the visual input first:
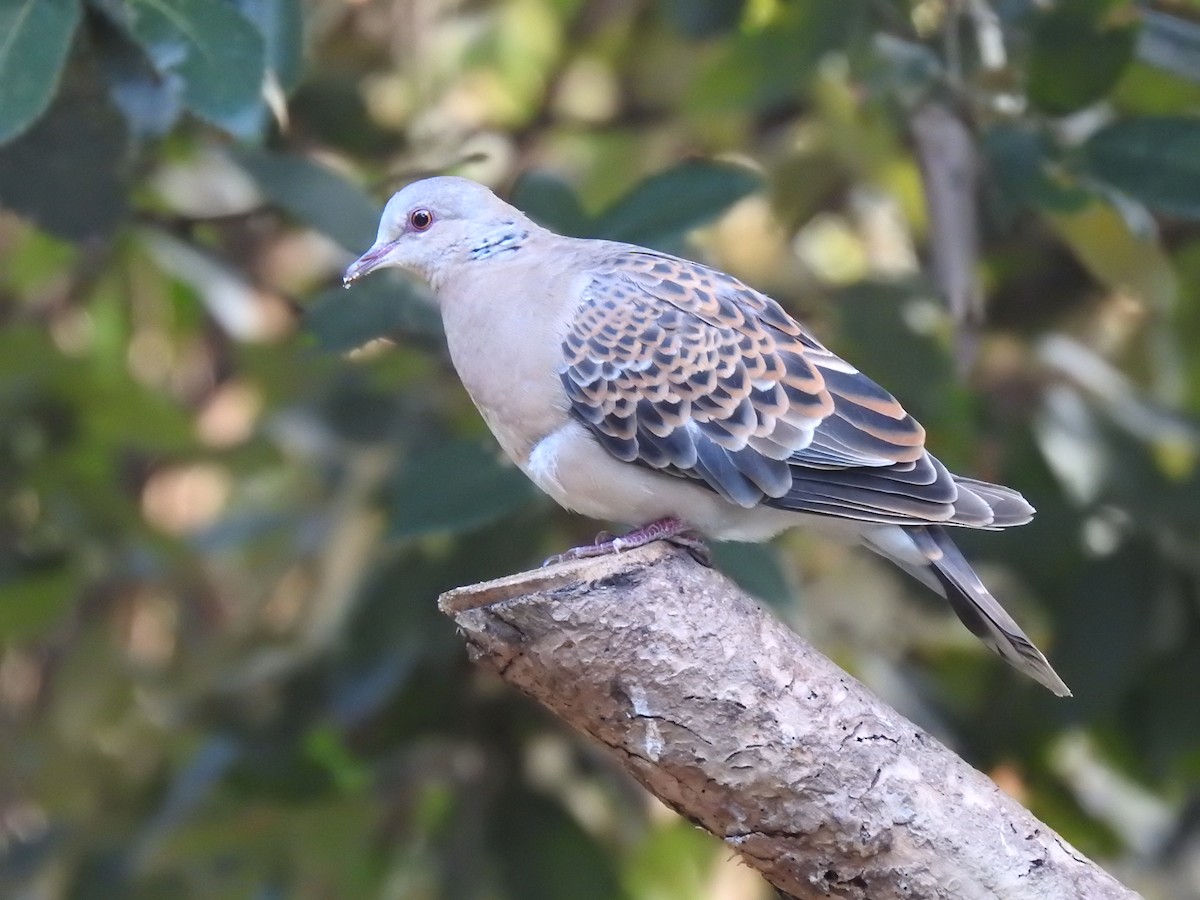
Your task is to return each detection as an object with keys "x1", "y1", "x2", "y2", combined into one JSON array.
[{"x1": 342, "y1": 242, "x2": 391, "y2": 288}]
